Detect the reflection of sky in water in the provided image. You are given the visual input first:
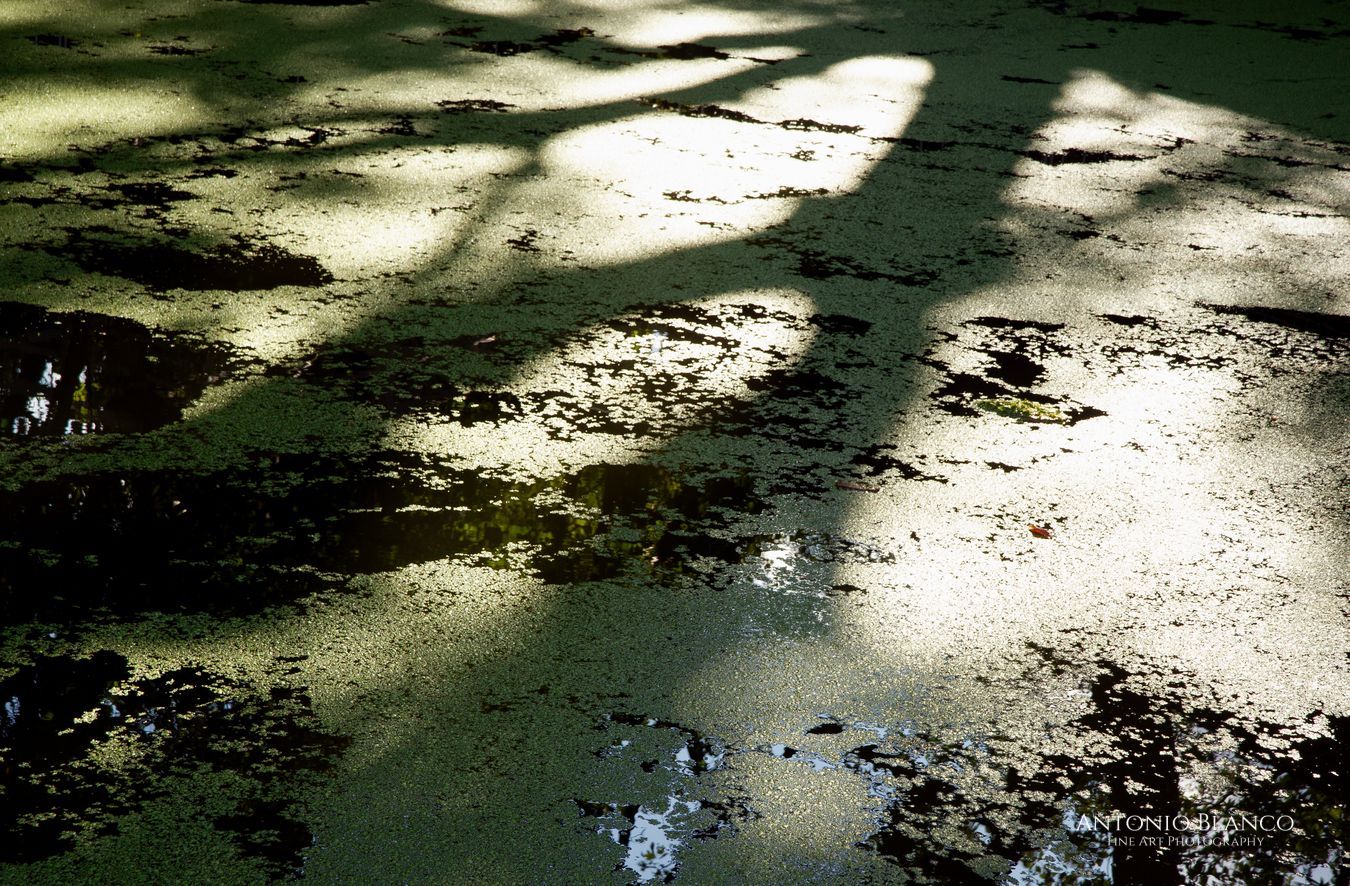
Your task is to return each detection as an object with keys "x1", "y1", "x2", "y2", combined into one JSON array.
[
  {"x1": 610, "y1": 796, "x2": 703, "y2": 884},
  {"x1": 584, "y1": 714, "x2": 737, "y2": 881}
]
